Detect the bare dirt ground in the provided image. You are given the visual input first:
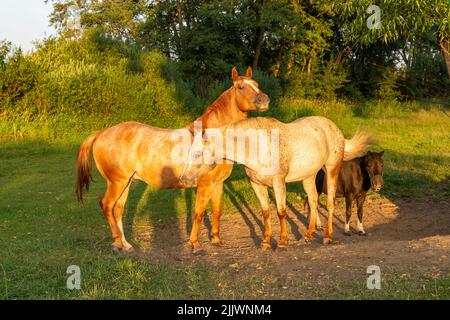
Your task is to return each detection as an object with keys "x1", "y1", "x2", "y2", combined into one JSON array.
[{"x1": 132, "y1": 195, "x2": 450, "y2": 298}]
